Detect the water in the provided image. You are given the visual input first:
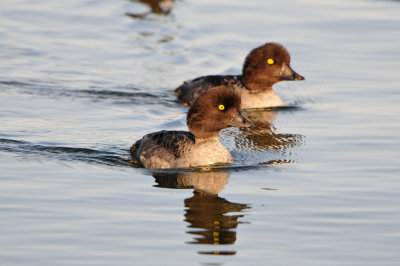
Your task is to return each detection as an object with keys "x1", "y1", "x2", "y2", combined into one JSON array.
[{"x1": 1, "y1": 0, "x2": 400, "y2": 265}]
